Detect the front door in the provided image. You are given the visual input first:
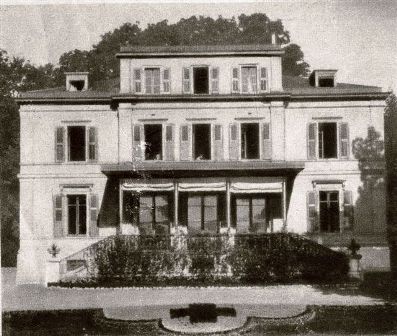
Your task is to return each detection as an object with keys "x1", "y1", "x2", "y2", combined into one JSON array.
[{"x1": 319, "y1": 191, "x2": 340, "y2": 232}]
